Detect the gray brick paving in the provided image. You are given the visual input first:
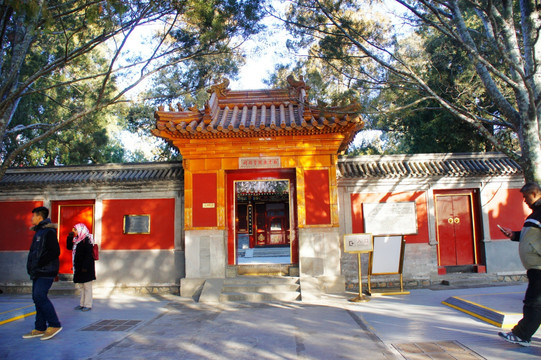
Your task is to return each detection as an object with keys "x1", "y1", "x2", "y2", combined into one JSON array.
[{"x1": 0, "y1": 284, "x2": 540, "y2": 359}]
